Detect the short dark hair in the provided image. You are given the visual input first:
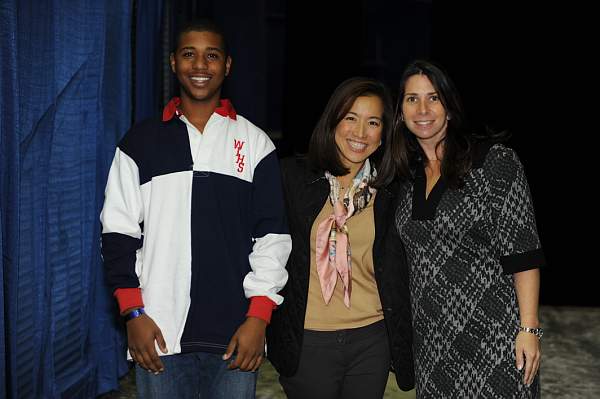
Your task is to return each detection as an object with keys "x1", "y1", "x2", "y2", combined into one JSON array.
[
  {"x1": 393, "y1": 60, "x2": 473, "y2": 188},
  {"x1": 172, "y1": 18, "x2": 228, "y2": 56},
  {"x1": 308, "y1": 77, "x2": 396, "y2": 188}
]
